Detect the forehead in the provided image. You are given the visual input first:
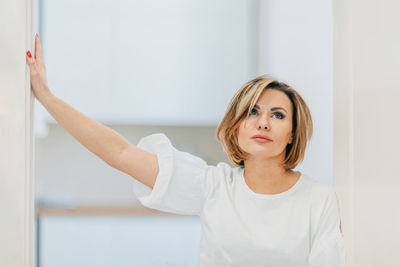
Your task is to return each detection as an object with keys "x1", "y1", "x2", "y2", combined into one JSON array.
[{"x1": 255, "y1": 89, "x2": 292, "y2": 111}]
